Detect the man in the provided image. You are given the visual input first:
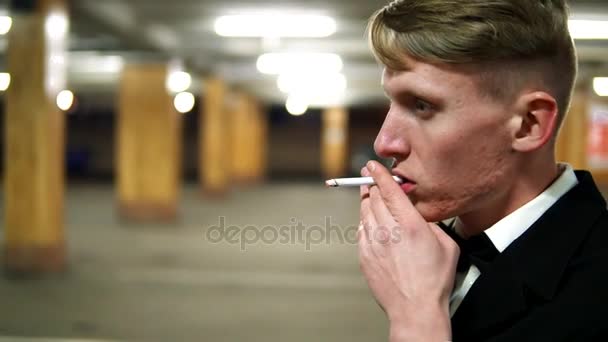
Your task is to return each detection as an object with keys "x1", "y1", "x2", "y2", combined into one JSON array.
[{"x1": 358, "y1": 0, "x2": 608, "y2": 341}]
